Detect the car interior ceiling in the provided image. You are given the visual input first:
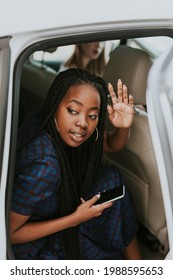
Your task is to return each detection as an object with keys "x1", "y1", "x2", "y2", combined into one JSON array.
[{"x1": 18, "y1": 36, "x2": 171, "y2": 259}]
